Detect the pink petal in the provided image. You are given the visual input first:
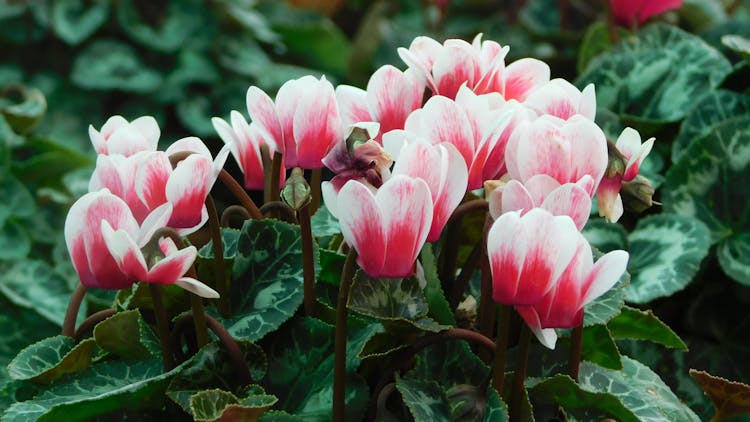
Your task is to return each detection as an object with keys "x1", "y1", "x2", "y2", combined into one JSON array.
[
  {"x1": 596, "y1": 176, "x2": 624, "y2": 223},
  {"x1": 137, "y1": 202, "x2": 173, "y2": 247},
  {"x1": 293, "y1": 76, "x2": 343, "y2": 169},
  {"x1": 523, "y1": 174, "x2": 562, "y2": 205},
  {"x1": 101, "y1": 220, "x2": 148, "y2": 282},
  {"x1": 512, "y1": 117, "x2": 573, "y2": 183},
  {"x1": 516, "y1": 306, "x2": 558, "y2": 349},
  {"x1": 106, "y1": 125, "x2": 156, "y2": 157},
  {"x1": 541, "y1": 183, "x2": 592, "y2": 230},
  {"x1": 129, "y1": 116, "x2": 160, "y2": 151},
  {"x1": 276, "y1": 76, "x2": 320, "y2": 167},
  {"x1": 432, "y1": 43, "x2": 481, "y2": 99},
  {"x1": 378, "y1": 175, "x2": 433, "y2": 277},
  {"x1": 174, "y1": 277, "x2": 220, "y2": 299},
  {"x1": 524, "y1": 79, "x2": 590, "y2": 121},
  {"x1": 579, "y1": 84, "x2": 597, "y2": 120},
  {"x1": 498, "y1": 179, "x2": 535, "y2": 215},
  {"x1": 89, "y1": 154, "x2": 125, "y2": 198},
  {"x1": 135, "y1": 152, "x2": 171, "y2": 211},
  {"x1": 561, "y1": 116, "x2": 608, "y2": 192},
  {"x1": 581, "y1": 249, "x2": 629, "y2": 305},
  {"x1": 367, "y1": 65, "x2": 425, "y2": 135},
  {"x1": 410, "y1": 96, "x2": 476, "y2": 166},
  {"x1": 335, "y1": 85, "x2": 371, "y2": 129},
  {"x1": 147, "y1": 244, "x2": 197, "y2": 285},
  {"x1": 488, "y1": 211, "x2": 528, "y2": 304},
  {"x1": 166, "y1": 154, "x2": 211, "y2": 230},
  {"x1": 165, "y1": 136, "x2": 212, "y2": 158},
  {"x1": 503, "y1": 58, "x2": 551, "y2": 102},
  {"x1": 639, "y1": 0, "x2": 683, "y2": 22},
  {"x1": 337, "y1": 180, "x2": 387, "y2": 276},
  {"x1": 236, "y1": 122, "x2": 268, "y2": 190},
  {"x1": 321, "y1": 181, "x2": 340, "y2": 218},
  {"x1": 247, "y1": 86, "x2": 284, "y2": 154}
]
